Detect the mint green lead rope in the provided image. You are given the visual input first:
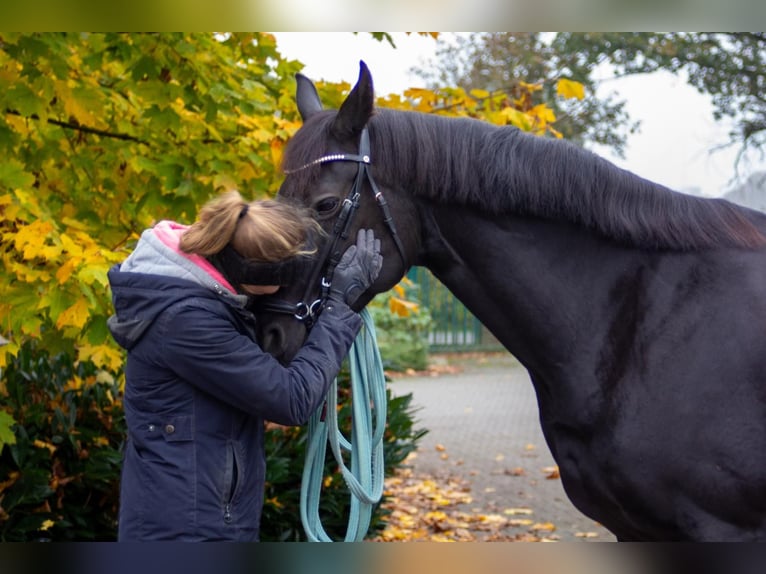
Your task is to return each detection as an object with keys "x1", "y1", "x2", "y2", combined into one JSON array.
[{"x1": 300, "y1": 308, "x2": 387, "y2": 542}]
